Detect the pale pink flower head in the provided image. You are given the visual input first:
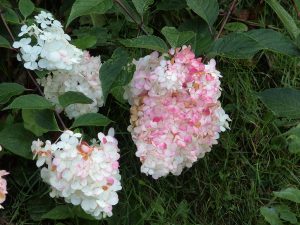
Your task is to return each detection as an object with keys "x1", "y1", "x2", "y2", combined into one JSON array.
[
  {"x1": 0, "y1": 170, "x2": 9, "y2": 209},
  {"x1": 31, "y1": 129, "x2": 122, "y2": 219},
  {"x1": 125, "y1": 46, "x2": 230, "y2": 179}
]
